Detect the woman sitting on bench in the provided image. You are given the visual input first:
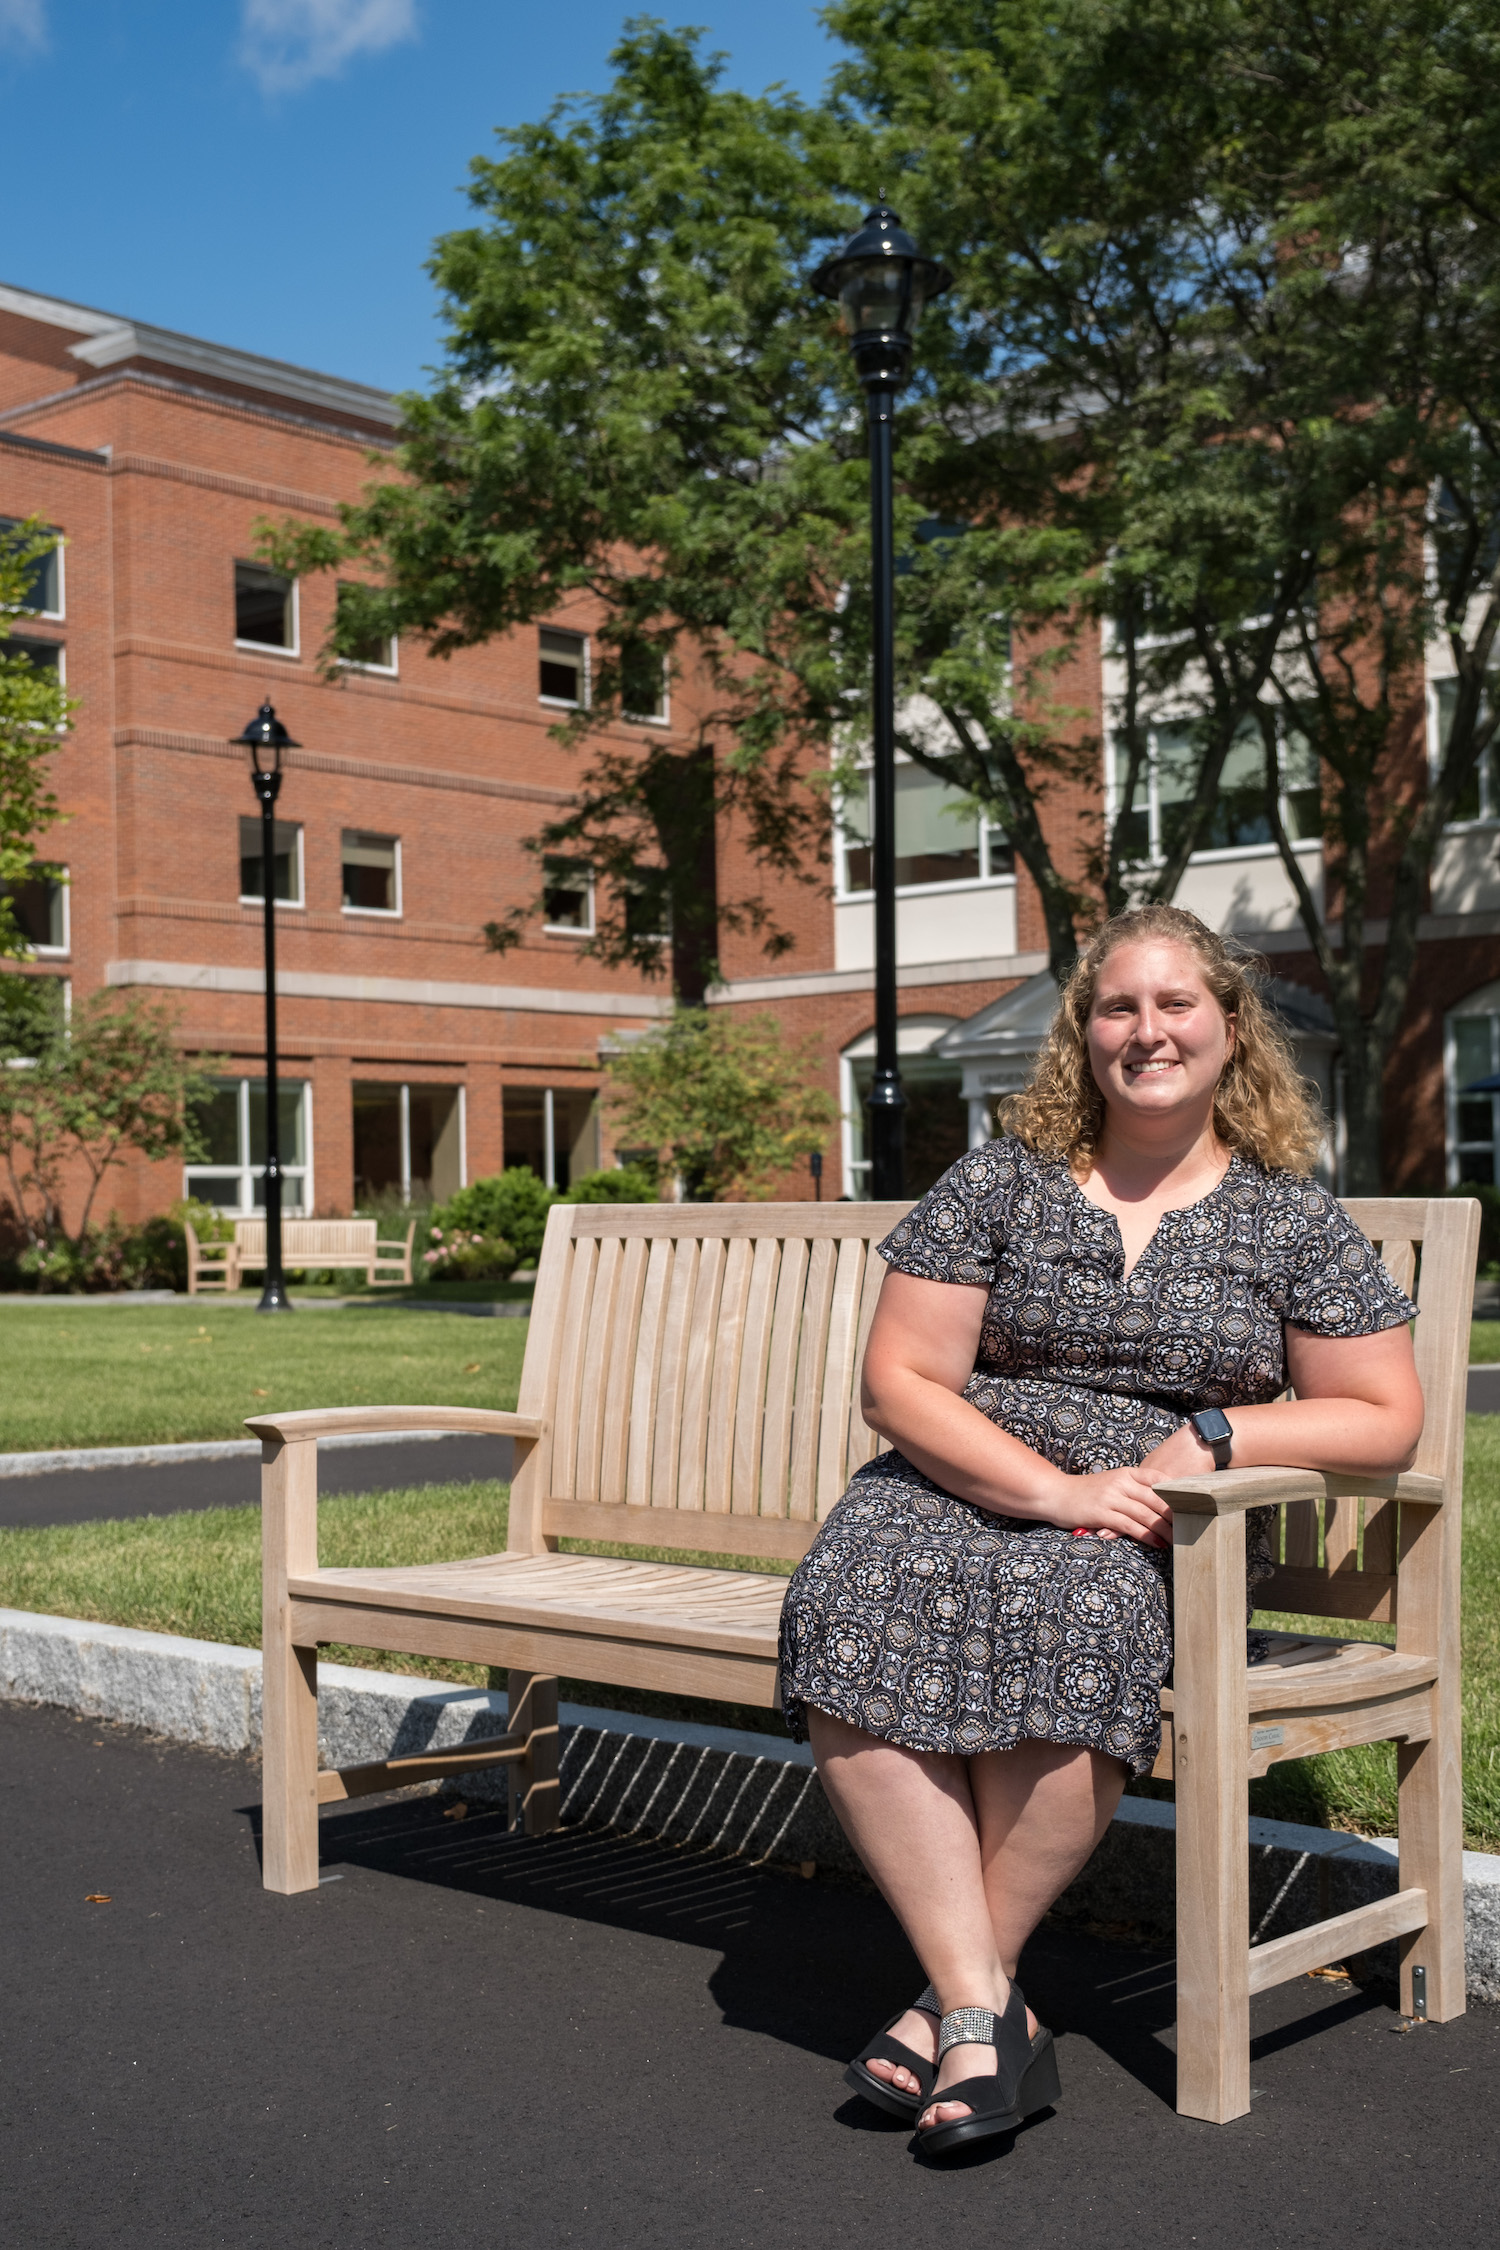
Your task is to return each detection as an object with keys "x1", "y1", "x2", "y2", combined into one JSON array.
[{"x1": 778, "y1": 905, "x2": 1423, "y2": 2158}]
